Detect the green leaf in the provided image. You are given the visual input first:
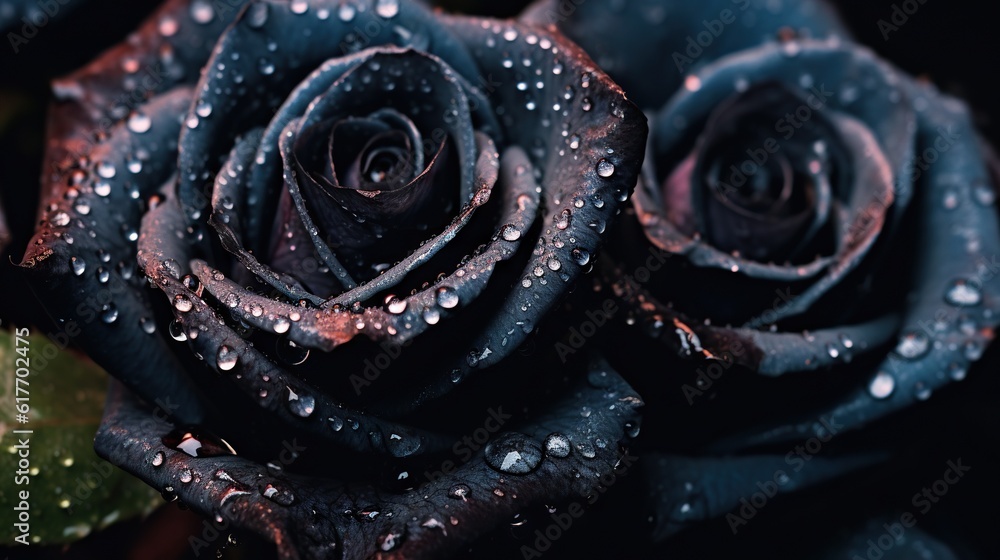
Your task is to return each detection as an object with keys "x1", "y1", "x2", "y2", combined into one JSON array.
[{"x1": 0, "y1": 327, "x2": 161, "y2": 545}]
